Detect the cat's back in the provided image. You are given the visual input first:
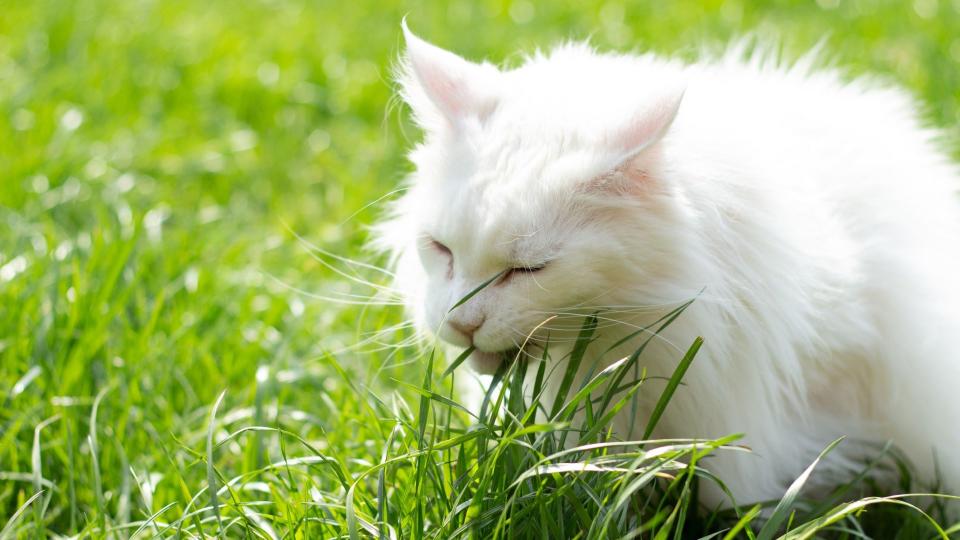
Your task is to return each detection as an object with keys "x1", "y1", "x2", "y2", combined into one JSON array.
[
  {"x1": 670, "y1": 49, "x2": 960, "y2": 489},
  {"x1": 667, "y1": 48, "x2": 960, "y2": 258},
  {"x1": 676, "y1": 48, "x2": 953, "y2": 189}
]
